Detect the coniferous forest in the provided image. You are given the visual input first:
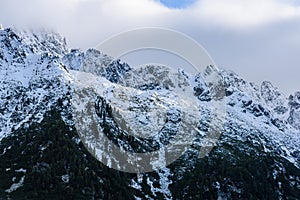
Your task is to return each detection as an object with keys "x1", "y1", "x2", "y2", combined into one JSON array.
[{"x1": 0, "y1": 108, "x2": 299, "y2": 199}]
